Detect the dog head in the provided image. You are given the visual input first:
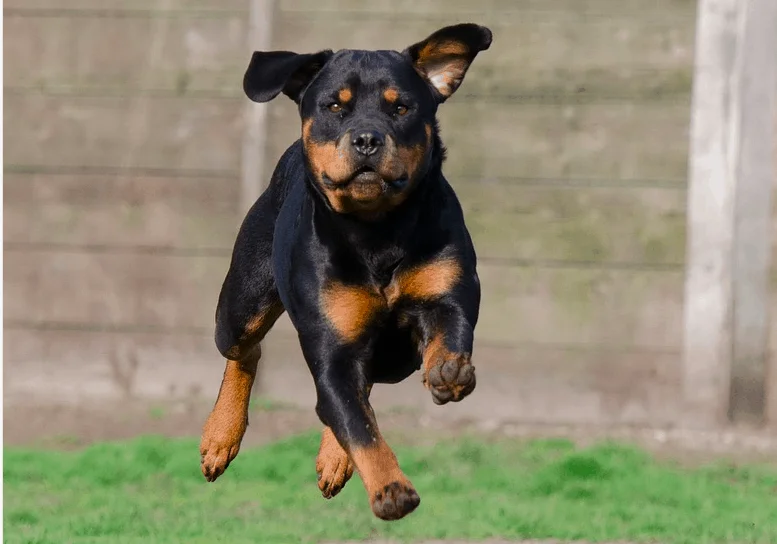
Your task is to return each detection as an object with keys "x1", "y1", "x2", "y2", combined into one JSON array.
[{"x1": 243, "y1": 24, "x2": 492, "y2": 218}]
